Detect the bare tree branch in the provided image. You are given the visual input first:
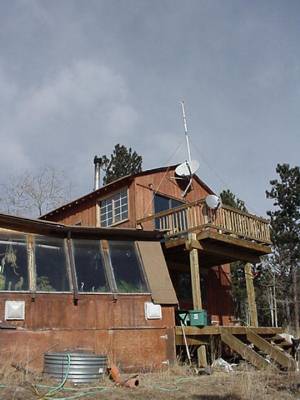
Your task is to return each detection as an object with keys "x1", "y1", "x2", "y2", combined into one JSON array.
[{"x1": 0, "y1": 166, "x2": 73, "y2": 218}]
